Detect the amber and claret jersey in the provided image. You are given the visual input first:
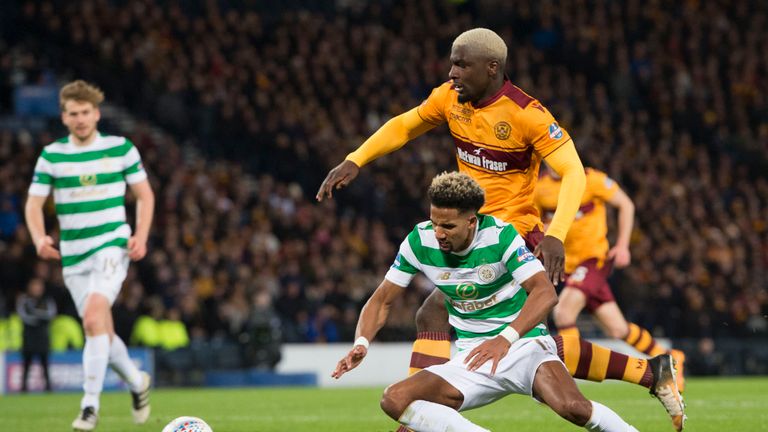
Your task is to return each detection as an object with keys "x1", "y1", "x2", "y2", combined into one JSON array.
[
  {"x1": 417, "y1": 80, "x2": 573, "y2": 236},
  {"x1": 535, "y1": 168, "x2": 620, "y2": 273}
]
